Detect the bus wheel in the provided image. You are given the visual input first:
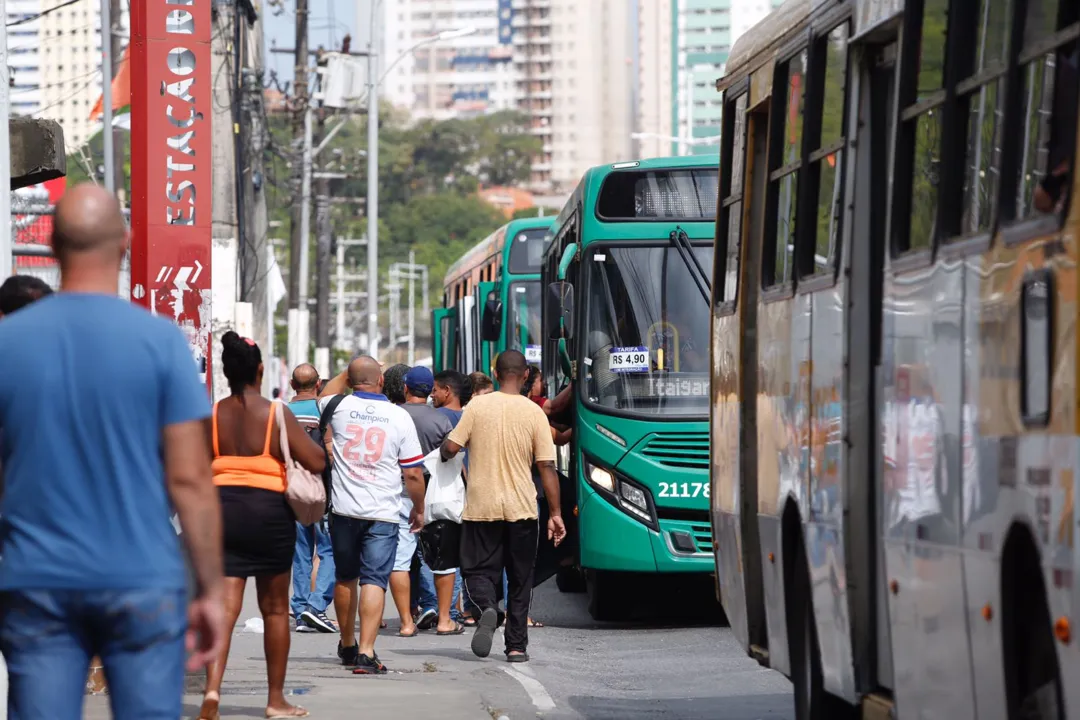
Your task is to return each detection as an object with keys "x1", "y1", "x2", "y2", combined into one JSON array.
[
  {"x1": 556, "y1": 565, "x2": 586, "y2": 594},
  {"x1": 1003, "y1": 531, "x2": 1064, "y2": 720},
  {"x1": 586, "y1": 569, "x2": 621, "y2": 622},
  {"x1": 789, "y1": 543, "x2": 854, "y2": 720}
]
